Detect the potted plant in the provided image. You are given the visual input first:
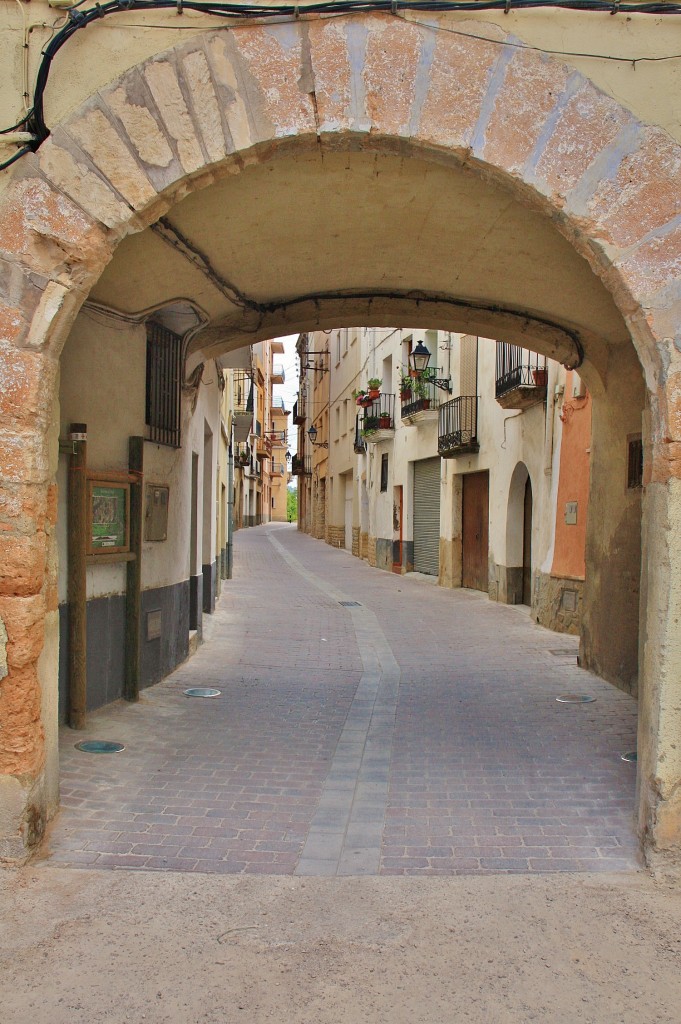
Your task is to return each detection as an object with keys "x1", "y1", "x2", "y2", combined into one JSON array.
[
  {"x1": 412, "y1": 376, "x2": 431, "y2": 409},
  {"x1": 379, "y1": 412, "x2": 392, "y2": 429},
  {"x1": 367, "y1": 378, "x2": 382, "y2": 399},
  {"x1": 353, "y1": 388, "x2": 373, "y2": 408},
  {"x1": 399, "y1": 373, "x2": 413, "y2": 401},
  {"x1": 362, "y1": 415, "x2": 379, "y2": 435}
]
